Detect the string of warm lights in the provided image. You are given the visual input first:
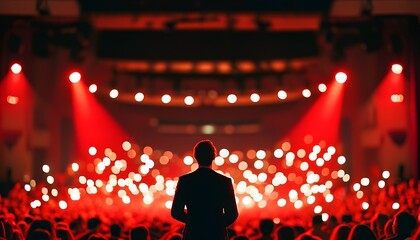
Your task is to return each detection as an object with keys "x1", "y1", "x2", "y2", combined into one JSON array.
[{"x1": 68, "y1": 70, "x2": 349, "y2": 106}]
